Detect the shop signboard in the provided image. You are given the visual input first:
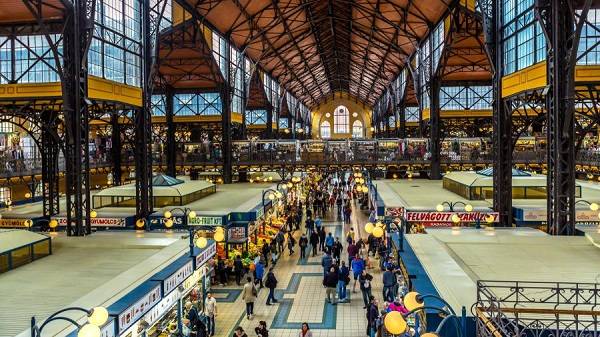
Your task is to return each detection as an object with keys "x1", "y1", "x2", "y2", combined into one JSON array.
[
  {"x1": 188, "y1": 216, "x2": 223, "y2": 226},
  {"x1": 117, "y1": 285, "x2": 161, "y2": 334},
  {"x1": 227, "y1": 225, "x2": 247, "y2": 243},
  {"x1": 385, "y1": 207, "x2": 404, "y2": 218},
  {"x1": 182, "y1": 269, "x2": 202, "y2": 294},
  {"x1": 404, "y1": 211, "x2": 500, "y2": 224},
  {"x1": 518, "y1": 209, "x2": 600, "y2": 222},
  {"x1": 100, "y1": 319, "x2": 116, "y2": 337},
  {"x1": 163, "y1": 260, "x2": 194, "y2": 295},
  {"x1": 195, "y1": 242, "x2": 217, "y2": 269},
  {"x1": 0, "y1": 218, "x2": 31, "y2": 228},
  {"x1": 54, "y1": 217, "x2": 126, "y2": 227},
  {"x1": 142, "y1": 288, "x2": 181, "y2": 328}
]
